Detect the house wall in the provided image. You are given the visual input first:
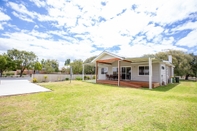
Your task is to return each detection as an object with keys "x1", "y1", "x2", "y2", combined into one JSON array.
[
  {"x1": 131, "y1": 63, "x2": 160, "y2": 83},
  {"x1": 98, "y1": 61, "x2": 161, "y2": 83},
  {"x1": 97, "y1": 60, "x2": 175, "y2": 86},
  {"x1": 100, "y1": 54, "x2": 114, "y2": 60},
  {"x1": 160, "y1": 64, "x2": 166, "y2": 85}
]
